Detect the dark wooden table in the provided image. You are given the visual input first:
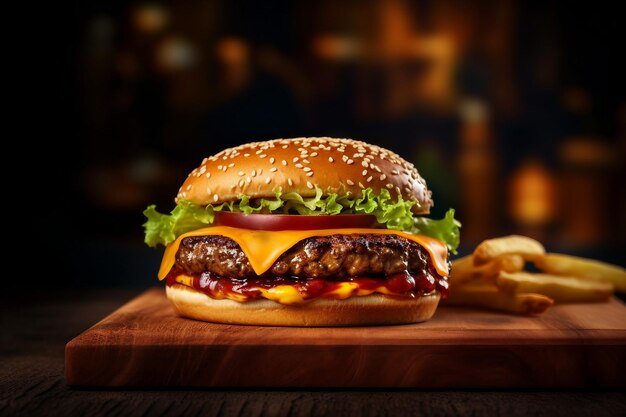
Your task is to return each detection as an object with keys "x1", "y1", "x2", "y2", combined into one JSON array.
[{"x1": 2, "y1": 289, "x2": 625, "y2": 417}]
